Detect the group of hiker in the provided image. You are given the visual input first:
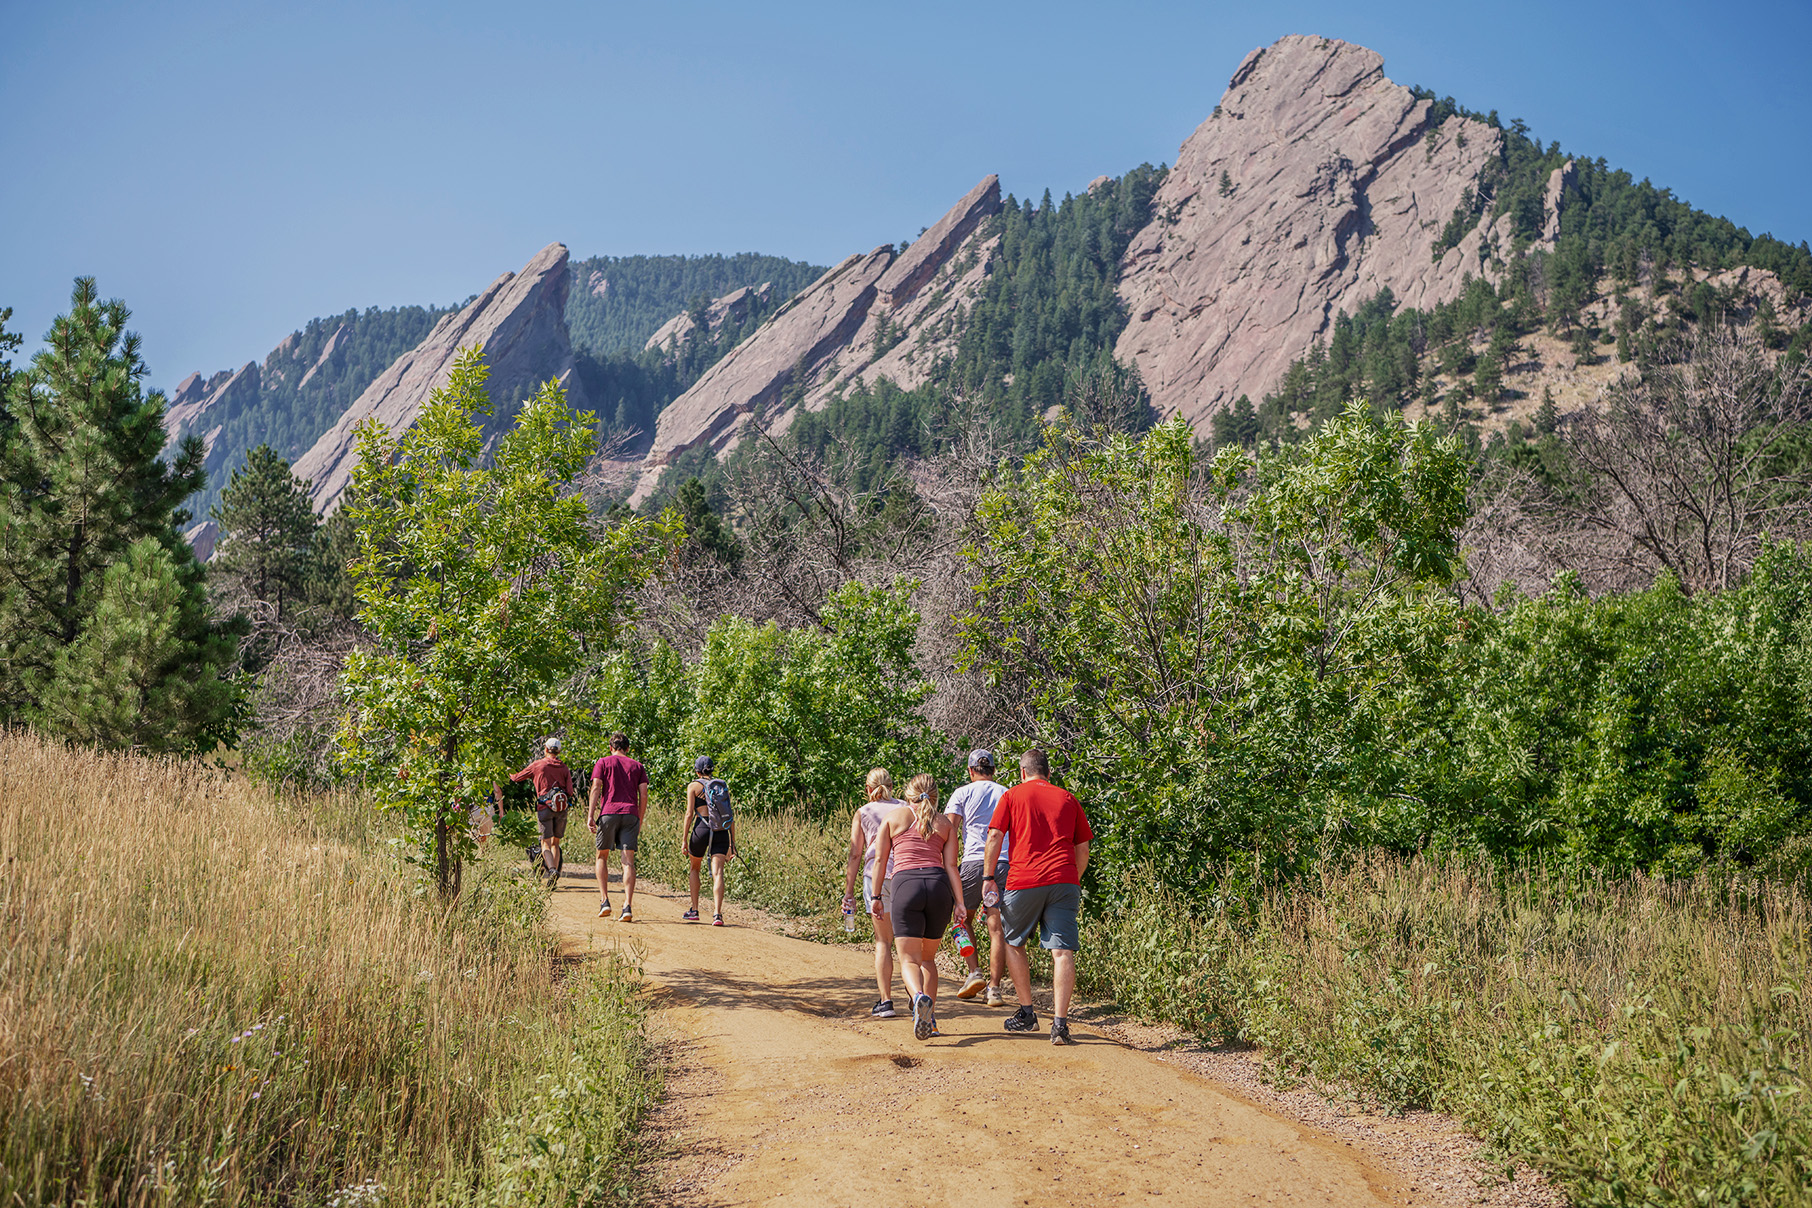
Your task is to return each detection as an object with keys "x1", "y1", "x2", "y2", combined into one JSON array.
[{"x1": 496, "y1": 738, "x2": 1091, "y2": 1046}]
